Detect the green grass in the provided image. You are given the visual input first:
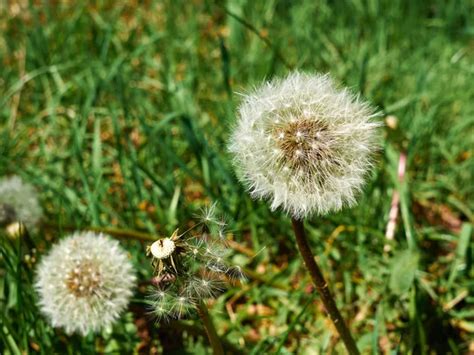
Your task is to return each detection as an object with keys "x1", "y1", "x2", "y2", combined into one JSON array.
[{"x1": 1, "y1": 0, "x2": 473, "y2": 353}]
